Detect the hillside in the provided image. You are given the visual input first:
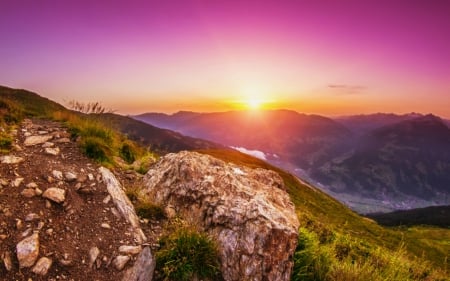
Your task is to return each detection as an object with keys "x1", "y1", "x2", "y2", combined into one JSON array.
[
  {"x1": 1, "y1": 86, "x2": 449, "y2": 280},
  {"x1": 367, "y1": 205, "x2": 450, "y2": 227}
]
